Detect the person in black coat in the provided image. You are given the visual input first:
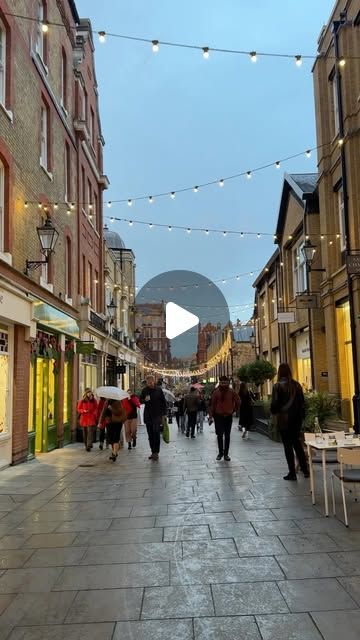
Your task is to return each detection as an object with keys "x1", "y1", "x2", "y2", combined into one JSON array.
[
  {"x1": 238, "y1": 382, "x2": 254, "y2": 439},
  {"x1": 270, "y1": 363, "x2": 309, "y2": 481},
  {"x1": 140, "y1": 375, "x2": 167, "y2": 461}
]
